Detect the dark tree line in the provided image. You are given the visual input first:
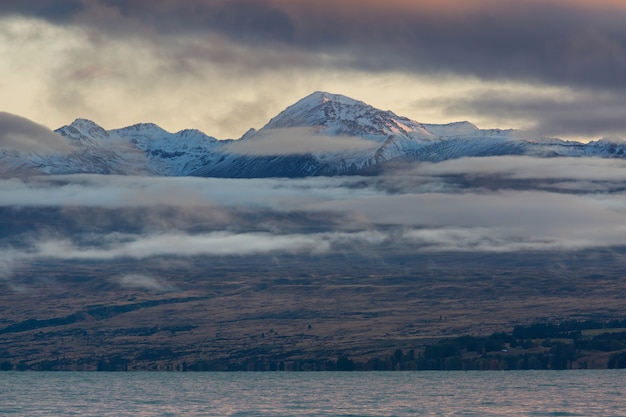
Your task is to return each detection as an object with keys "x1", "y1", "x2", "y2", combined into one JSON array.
[{"x1": 2, "y1": 319, "x2": 626, "y2": 371}]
